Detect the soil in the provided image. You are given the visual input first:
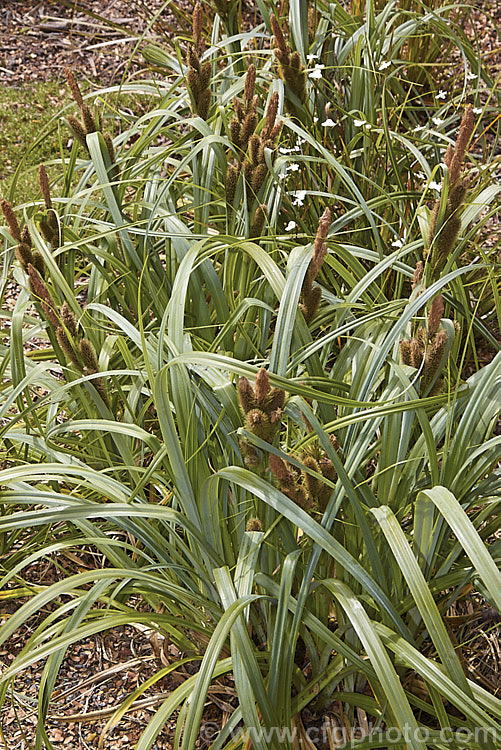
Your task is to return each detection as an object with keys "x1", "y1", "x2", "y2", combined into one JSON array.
[{"x1": 0, "y1": 1, "x2": 500, "y2": 748}]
